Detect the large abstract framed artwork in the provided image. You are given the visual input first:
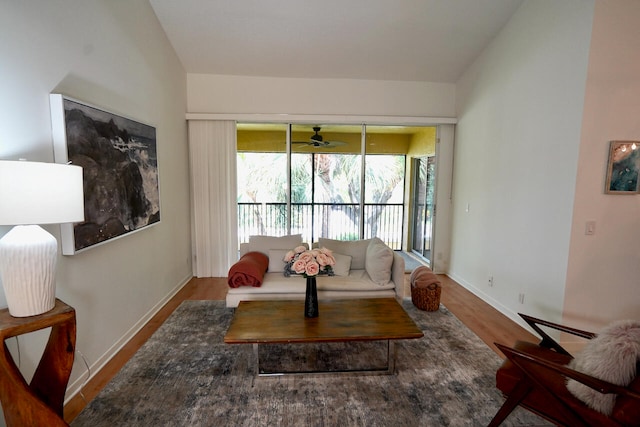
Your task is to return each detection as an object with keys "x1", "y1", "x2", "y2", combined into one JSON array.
[
  {"x1": 604, "y1": 140, "x2": 640, "y2": 194},
  {"x1": 50, "y1": 94, "x2": 160, "y2": 255}
]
